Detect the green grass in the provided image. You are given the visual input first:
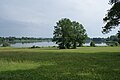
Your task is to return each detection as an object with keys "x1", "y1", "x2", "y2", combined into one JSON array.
[{"x1": 0, "y1": 47, "x2": 120, "y2": 80}]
